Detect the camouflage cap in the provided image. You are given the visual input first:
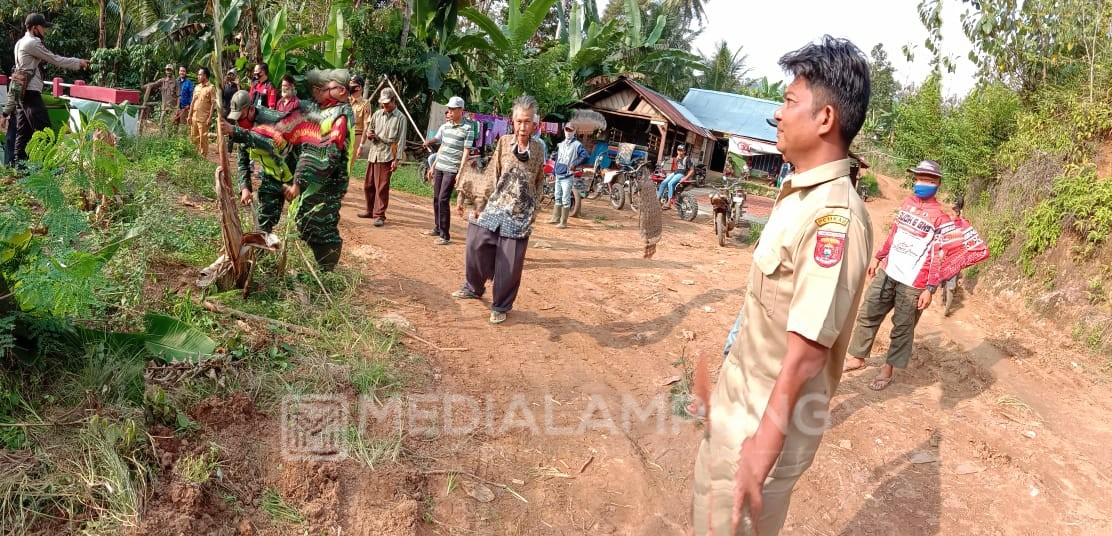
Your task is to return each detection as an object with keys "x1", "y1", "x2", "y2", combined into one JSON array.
[
  {"x1": 227, "y1": 90, "x2": 251, "y2": 120},
  {"x1": 305, "y1": 69, "x2": 351, "y2": 88}
]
